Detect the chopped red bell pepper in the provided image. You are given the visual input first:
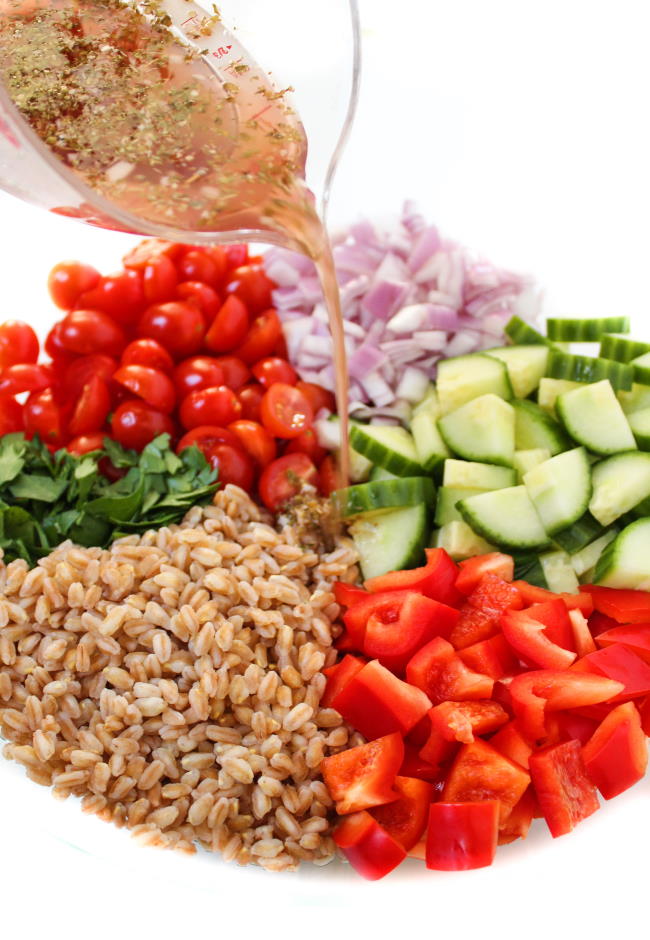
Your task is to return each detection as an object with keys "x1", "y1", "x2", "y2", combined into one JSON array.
[
  {"x1": 577, "y1": 644, "x2": 650, "y2": 702},
  {"x1": 332, "y1": 660, "x2": 432, "y2": 739},
  {"x1": 400, "y1": 744, "x2": 443, "y2": 783},
  {"x1": 458, "y1": 634, "x2": 520, "y2": 680},
  {"x1": 450, "y1": 574, "x2": 523, "y2": 649},
  {"x1": 418, "y1": 716, "x2": 459, "y2": 769},
  {"x1": 363, "y1": 593, "x2": 460, "y2": 674},
  {"x1": 513, "y1": 581, "x2": 594, "y2": 615},
  {"x1": 588, "y1": 610, "x2": 620, "y2": 636},
  {"x1": 596, "y1": 622, "x2": 650, "y2": 663},
  {"x1": 568, "y1": 608, "x2": 597, "y2": 657},
  {"x1": 333, "y1": 810, "x2": 406, "y2": 880},
  {"x1": 371, "y1": 775, "x2": 434, "y2": 851},
  {"x1": 321, "y1": 732, "x2": 404, "y2": 814},
  {"x1": 426, "y1": 801, "x2": 499, "y2": 871},
  {"x1": 364, "y1": 548, "x2": 462, "y2": 607},
  {"x1": 498, "y1": 788, "x2": 538, "y2": 845},
  {"x1": 455, "y1": 552, "x2": 514, "y2": 595},
  {"x1": 406, "y1": 636, "x2": 494, "y2": 704},
  {"x1": 408, "y1": 839, "x2": 427, "y2": 860},
  {"x1": 342, "y1": 589, "x2": 412, "y2": 651},
  {"x1": 489, "y1": 720, "x2": 534, "y2": 769},
  {"x1": 442, "y1": 738, "x2": 531, "y2": 825},
  {"x1": 526, "y1": 600, "x2": 575, "y2": 651},
  {"x1": 582, "y1": 585, "x2": 650, "y2": 623},
  {"x1": 430, "y1": 699, "x2": 509, "y2": 744},
  {"x1": 582, "y1": 701, "x2": 648, "y2": 799},
  {"x1": 639, "y1": 695, "x2": 650, "y2": 736},
  {"x1": 334, "y1": 581, "x2": 368, "y2": 608},
  {"x1": 501, "y1": 608, "x2": 577, "y2": 670},
  {"x1": 550, "y1": 711, "x2": 599, "y2": 746},
  {"x1": 321, "y1": 654, "x2": 366, "y2": 708},
  {"x1": 529, "y1": 739, "x2": 599, "y2": 837}
]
